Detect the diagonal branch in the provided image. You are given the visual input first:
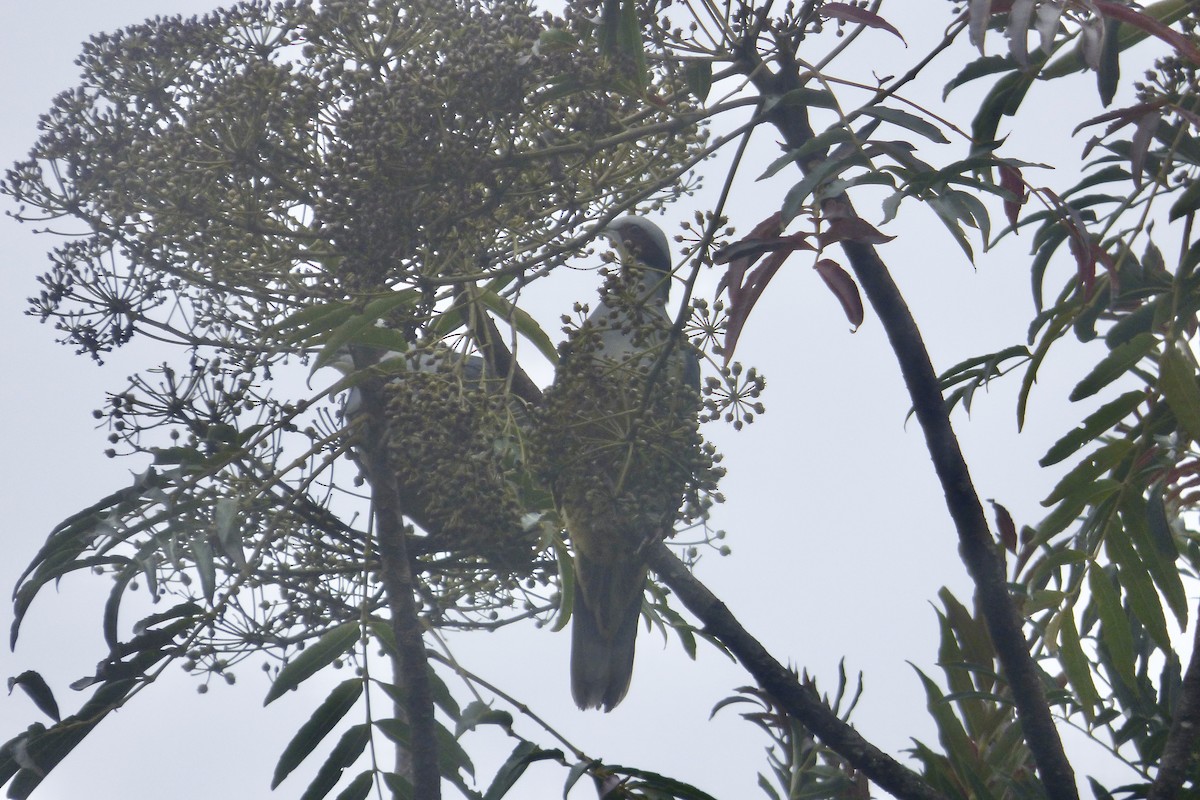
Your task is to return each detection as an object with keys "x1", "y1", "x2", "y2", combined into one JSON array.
[
  {"x1": 727, "y1": 29, "x2": 1079, "y2": 800},
  {"x1": 1147, "y1": 598, "x2": 1200, "y2": 800},
  {"x1": 647, "y1": 542, "x2": 948, "y2": 800}
]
